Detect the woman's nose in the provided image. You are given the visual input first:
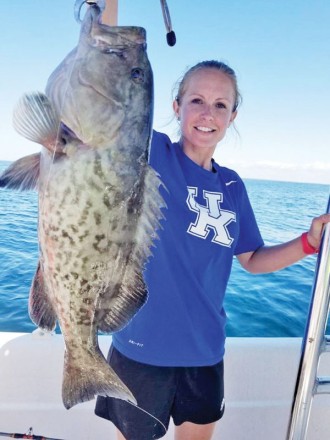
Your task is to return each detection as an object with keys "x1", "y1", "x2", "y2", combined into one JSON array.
[{"x1": 201, "y1": 104, "x2": 214, "y2": 119}]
